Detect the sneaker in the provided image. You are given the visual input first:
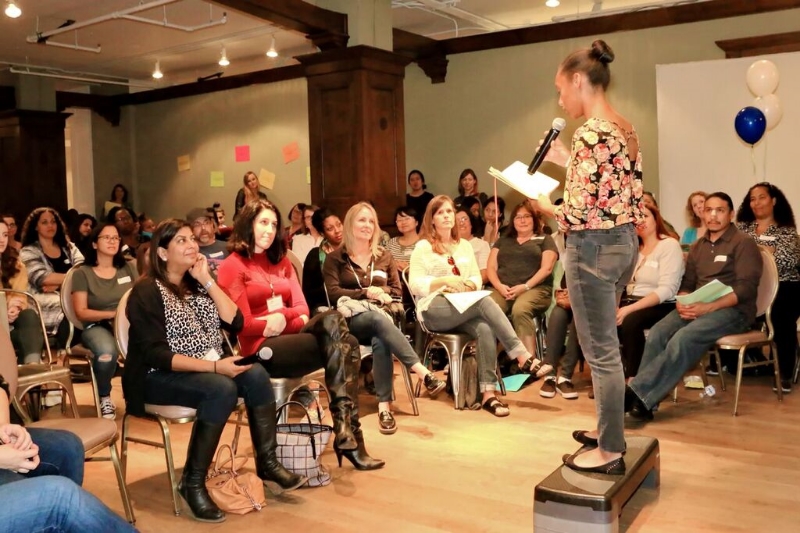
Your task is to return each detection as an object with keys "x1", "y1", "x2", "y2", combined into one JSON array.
[
  {"x1": 99, "y1": 396, "x2": 116, "y2": 420},
  {"x1": 539, "y1": 378, "x2": 556, "y2": 398},
  {"x1": 557, "y1": 379, "x2": 579, "y2": 400},
  {"x1": 43, "y1": 391, "x2": 63, "y2": 407},
  {"x1": 424, "y1": 373, "x2": 446, "y2": 398},
  {"x1": 772, "y1": 380, "x2": 792, "y2": 394}
]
